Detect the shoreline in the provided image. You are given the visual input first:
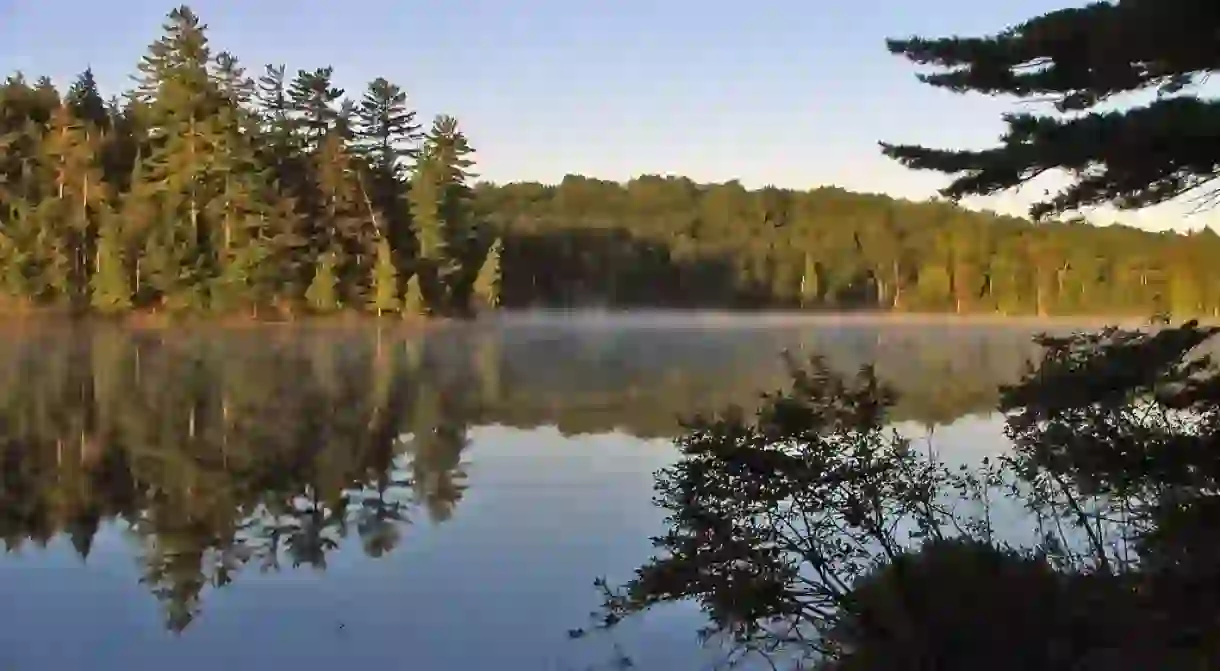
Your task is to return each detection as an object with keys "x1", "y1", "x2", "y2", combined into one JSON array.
[
  {"x1": 0, "y1": 308, "x2": 1188, "y2": 333},
  {"x1": 0, "y1": 309, "x2": 457, "y2": 334}
]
